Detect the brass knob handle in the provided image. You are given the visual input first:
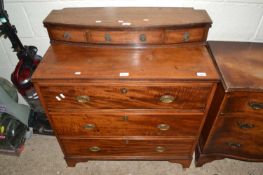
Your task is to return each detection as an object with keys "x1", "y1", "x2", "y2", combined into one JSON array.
[
  {"x1": 89, "y1": 146, "x2": 101, "y2": 152},
  {"x1": 155, "y1": 146, "x2": 166, "y2": 153},
  {"x1": 76, "y1": 95, "x2": 90, "y2": 103},
  {"x1": 157, "y1": 124, "x2": 170, "y2": 131},
  {"x1": 226, "y1": 142, "x2": 241, "y2": 149},
  {"x1": 160, "y1": 95, "x2": 175, "y2": 103},
  {"x1": 104, "y1": 33, "x2": 111, "y2": 42},
  {"x1": 183, "y1": 32, "x2": 190, "y2": 42},
  {"x1": 83, "y1": 123, "x2": 96, "y2": 130},
  {"x1": 249, "y1": 102, "x2": 263, "y2": 110},
  {"x1": 236, "y1": 121, "x2": 255, "y2": 129},
  {"x1": 63, "y1": 32, "x2": 71, "y2": 40},
  {"x1": 139, "y1": 34, "x2": 146, "y2": 42},
  {"x1": 120, "y1": 88, "x2": 128, "y2": 94}
]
